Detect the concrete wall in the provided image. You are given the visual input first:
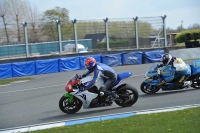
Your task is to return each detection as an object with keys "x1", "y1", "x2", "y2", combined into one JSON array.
[{"x1": 169, "y1": 47, "x2": 200, "y2": 60}]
